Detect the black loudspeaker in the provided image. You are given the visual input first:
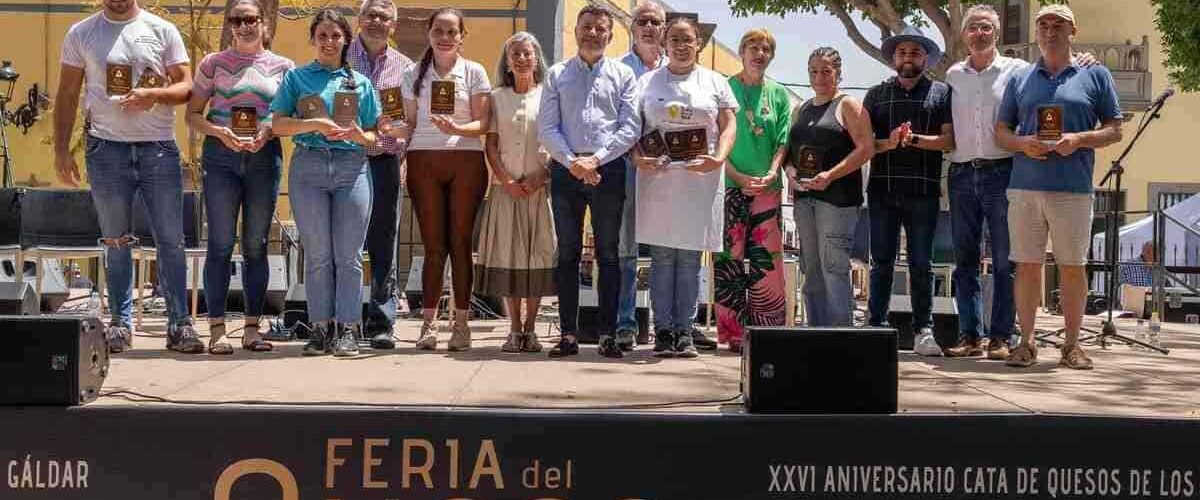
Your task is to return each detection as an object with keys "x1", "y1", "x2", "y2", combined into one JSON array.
[
  {"x1": 0, "y1": 282, "x2": 37, "y2": 315},
  {"x1": 574, "y1": 306, "x2": 650, "y2": 344},
  {"x1": 886, "y1": 295, "x2": 959, "y2": 350},
  {"x1": 0, "y1": 315, "x2": 109, "y2": 406},
  {"x1": 282, "y1": 283, "x2": 370, "y2": 338},
  {"x1": 743, "y1": 326, "x2": 897, "y2": 414},
  {"x1": 18, "y1": 190, "x2": 102, "y2": 248}
]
